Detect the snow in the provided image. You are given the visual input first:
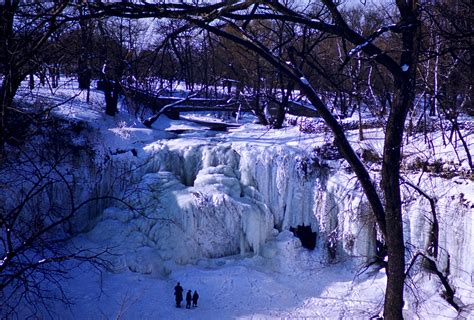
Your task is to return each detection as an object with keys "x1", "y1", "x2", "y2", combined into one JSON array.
[
  {"x1": 47, "y1": 258, "x2": 393, "y2": 319},
  {"x1": 300, "y1": 76, "x2": 310, "y2": 86},
  {"x1": 349, "y1": 42, "x2": 370, "y2": 56},
  {"x1": 5, "y1": 78, "x2": 474, "y2": 319}
]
